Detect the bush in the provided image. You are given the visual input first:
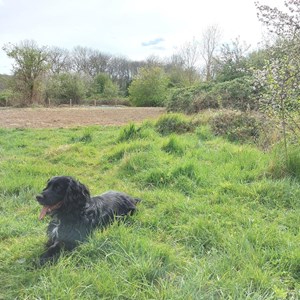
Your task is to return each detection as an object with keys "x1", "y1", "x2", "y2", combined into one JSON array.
[
  {"x1": 211, "y1": 77, "x2": 258, "y2": 111},
  {"x1": 166, "y1": 83, "x2": 213, "y2": 114},
  {"x1": 0, "y1": 89, "x2": 14, "y2": 106},
  {"x1": 192, "y1": 92, "x2": 219, "y2": 111},
  {"x1": 91, "y1": 73, "x2": 119, "y2": 100},
  {"x1": 45, "y1": 73, "x2": 87, "y2": 105},
  {"x1": 155, "y1": 114, "x2": 194, "y2": 135},
  {"x1": 166, "y1": 77, "x2": 258, "y2": 113},
  {"x1": 210, "y1": 110, "x2": 263, "y2": 143},
  {"x1": 129, "y1": 66, "x2": 169, "y2": 107}
]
